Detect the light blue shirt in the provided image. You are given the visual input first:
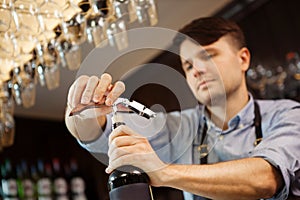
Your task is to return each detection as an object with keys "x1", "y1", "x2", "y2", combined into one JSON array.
[{"x1": 79, "y1": 96, "x2": 300, "y2": 200}]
